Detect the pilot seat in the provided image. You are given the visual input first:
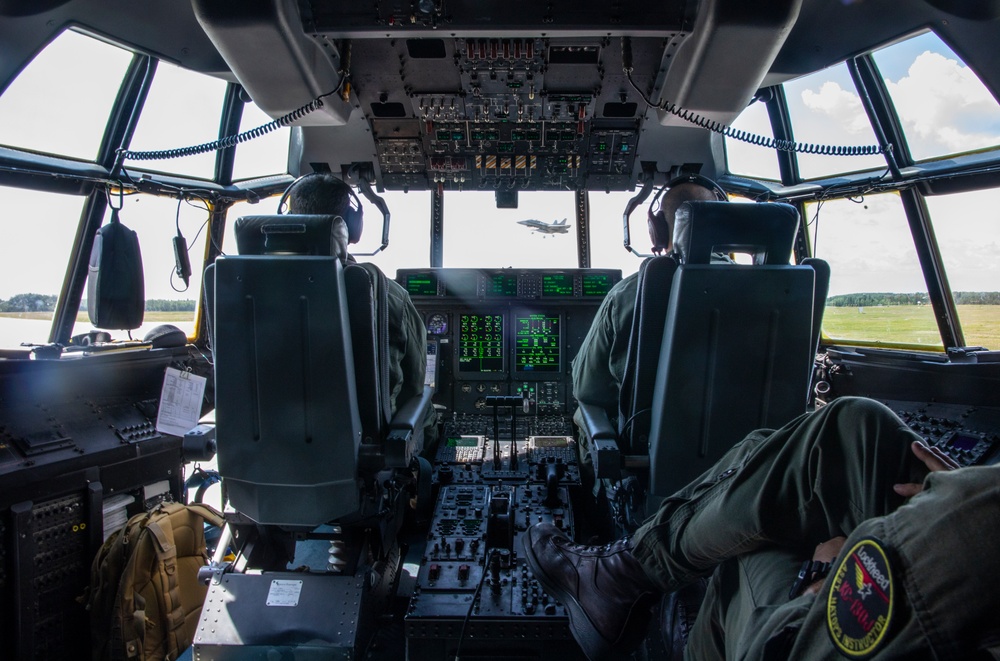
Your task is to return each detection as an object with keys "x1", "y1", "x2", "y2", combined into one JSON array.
[
  {"x1": 579, "y1": 200, "x2": 829, "y2": 532},
  {"x1": 197, "y1": 213, "x2": 432, "y2": 657}
]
